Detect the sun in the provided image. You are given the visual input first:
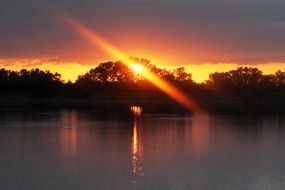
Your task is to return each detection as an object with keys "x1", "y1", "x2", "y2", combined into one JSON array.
[{"x1": 131, "y1": 64, "x2": 144, "y2": 73}]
